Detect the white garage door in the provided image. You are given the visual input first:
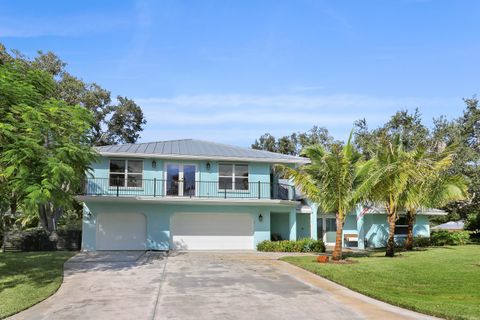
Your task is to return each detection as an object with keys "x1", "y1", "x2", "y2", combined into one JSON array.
[
  {"x1": 96, "y1": 213, "x2": 147, "y2": 250},
  {"x1": 170, "y1": 213, "x2": 254, "y2": 250}
]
